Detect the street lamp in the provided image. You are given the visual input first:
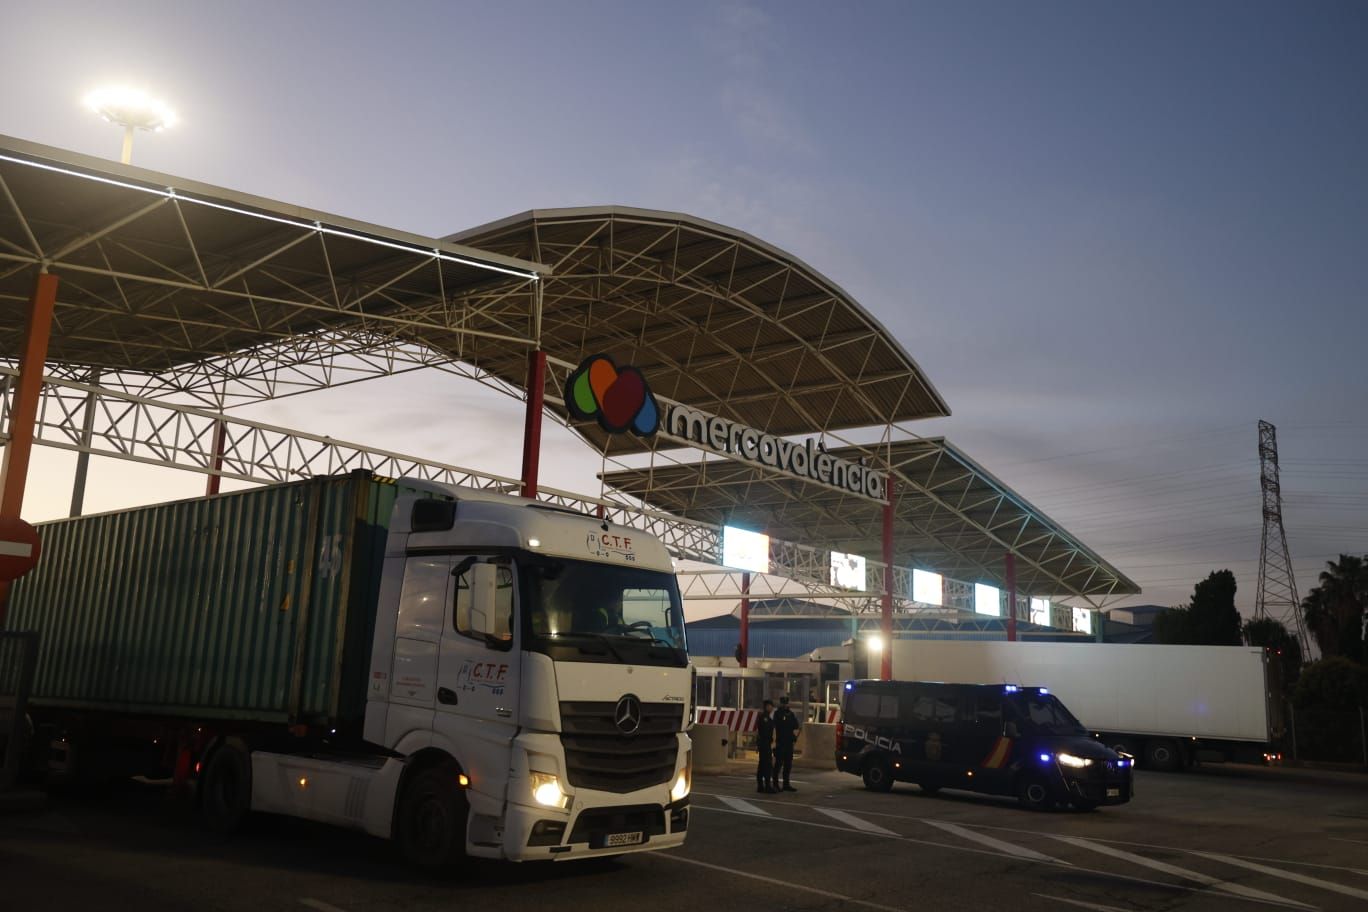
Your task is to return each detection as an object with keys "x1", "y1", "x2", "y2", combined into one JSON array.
[{"x1": 83, "y1": 85, "x2": 177, "y2": 164}]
